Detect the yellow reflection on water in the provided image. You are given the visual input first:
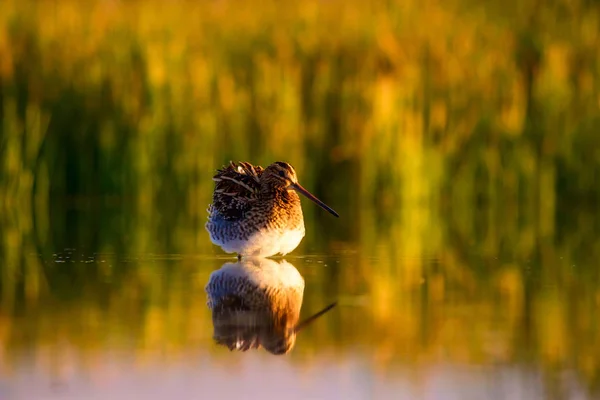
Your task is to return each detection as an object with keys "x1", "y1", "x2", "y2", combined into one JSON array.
[{"x1": 0, "y1": 197, "x2": 598, "y2": 398}]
